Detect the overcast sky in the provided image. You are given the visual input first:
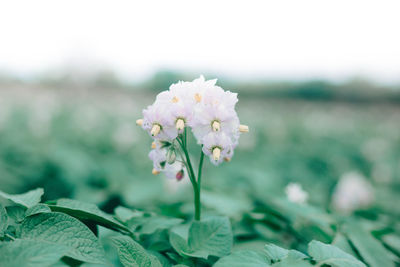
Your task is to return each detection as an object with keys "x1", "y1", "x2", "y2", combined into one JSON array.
[{"x1": 0, "y1": 0, "x2": 399, "y2": 83}]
